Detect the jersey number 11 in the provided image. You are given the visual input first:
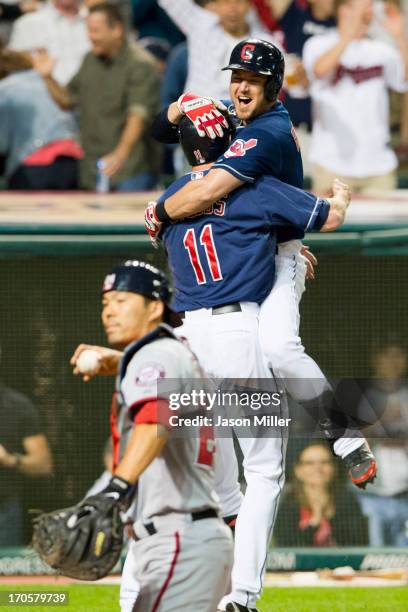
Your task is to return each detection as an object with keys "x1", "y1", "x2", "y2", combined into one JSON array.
[{"x1": 183, "y1": 224, "x2": 223, "y2": 285}]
